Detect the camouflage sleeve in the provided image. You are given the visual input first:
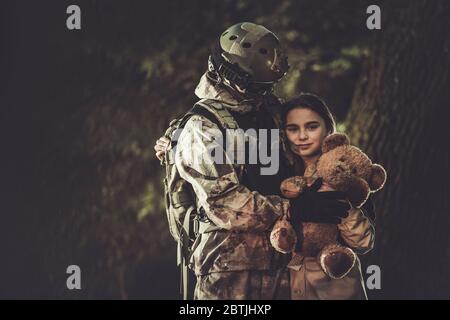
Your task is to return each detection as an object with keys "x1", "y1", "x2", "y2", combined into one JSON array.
[
  {"x1": 174, "y1": 115, "x2": 289, "y2": 232},
  {"x1": 337, "y1": 206, "x2": 375, "y2": 254}
]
